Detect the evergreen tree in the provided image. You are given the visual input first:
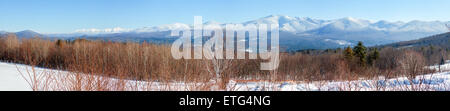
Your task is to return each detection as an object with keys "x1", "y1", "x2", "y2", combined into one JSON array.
[
  {"x1": 344, "y1": 46, "x2": 354, "y2": 61},
  {"x1": 353, "y1": 41, "x2": 367, "y2": 66},
  {"x1": 429, "y1": 45, "x2": 434, "y2": 55},
  {"x1": 368, "y1": 48, "x2": 380, "y2": 65}
]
